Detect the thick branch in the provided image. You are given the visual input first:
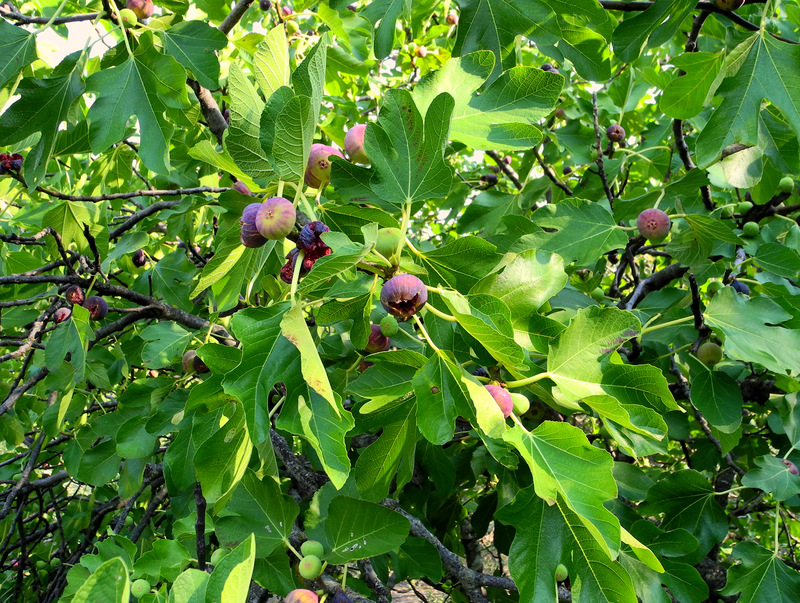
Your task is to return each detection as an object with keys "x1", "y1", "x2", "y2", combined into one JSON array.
[
  {"x1": 109, "y1": 200, "x2": 182, "y2": 239},
  {"x1": 621, "y1": 262, "x2": 689, "y2": 310},
  {"x1": 0, "y1": 7, "x2": 103, "y2": 24},
  {"x1": 34, "y1": 185, "x2": 228, "y2": 203}
]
